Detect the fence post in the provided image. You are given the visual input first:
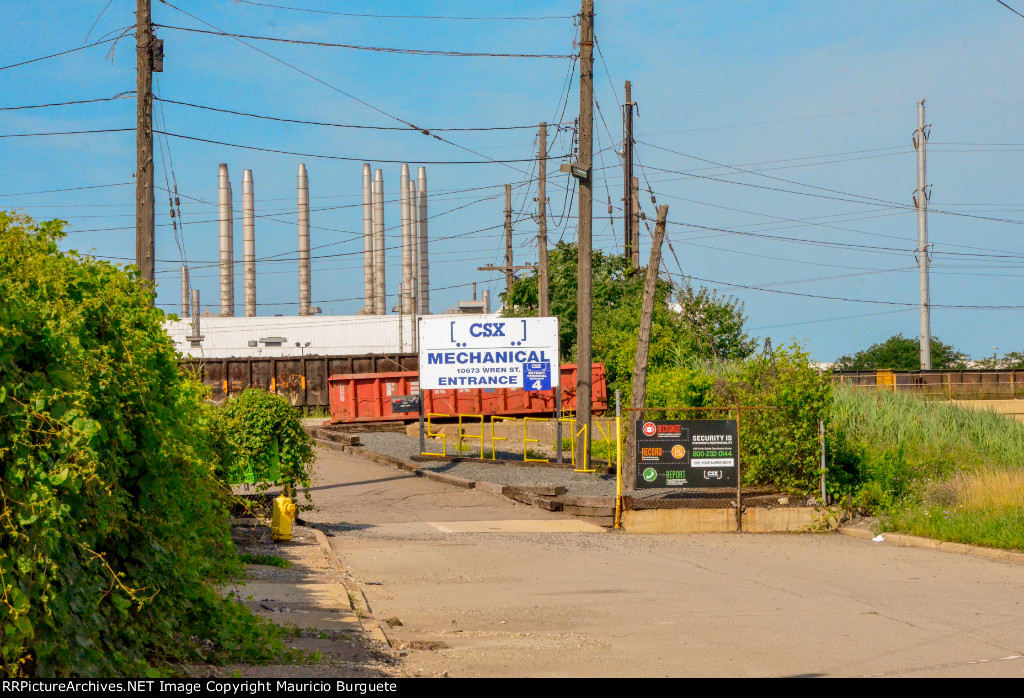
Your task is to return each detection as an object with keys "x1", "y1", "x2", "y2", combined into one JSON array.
[
  {"x1": 735, "y1": 403, "x2": 742, "y2": 532},
  {"x1": 819, "y1": 417, "x2": 827, "y2": 504},
  {"x1": 615, "y1": 389, "x2": 622, "y2": 529}
]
